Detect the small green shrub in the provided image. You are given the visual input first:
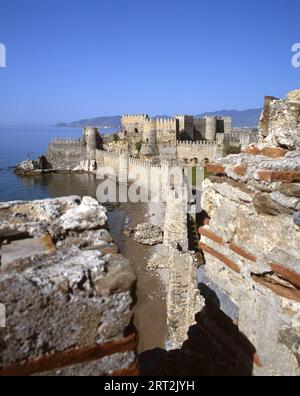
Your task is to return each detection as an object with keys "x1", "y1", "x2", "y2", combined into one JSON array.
[
  {"x1": 135, "y1": 141, "x2": 142, "y2": 152},
  {"x1": 223, "y1": 144, "x2": 242, "y2": 156}
]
